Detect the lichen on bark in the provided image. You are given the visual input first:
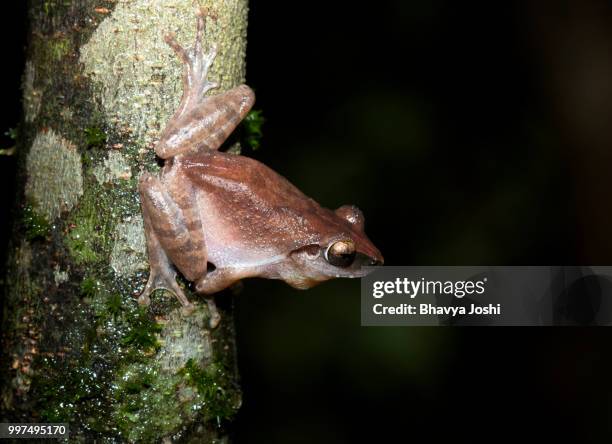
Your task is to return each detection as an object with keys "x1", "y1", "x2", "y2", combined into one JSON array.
[
  {"x1": 25, "y1": 129, "x2": 83, "y2": 221},
  {"x1": 1, "y1": 1, "x2": 248, "y2": 442}
]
